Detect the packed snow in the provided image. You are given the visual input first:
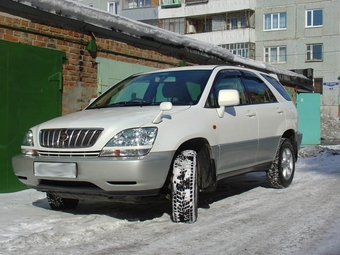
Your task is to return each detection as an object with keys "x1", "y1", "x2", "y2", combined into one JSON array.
[{"x1": 1, "y1": 145, "x2": 340, "y2": 255}]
